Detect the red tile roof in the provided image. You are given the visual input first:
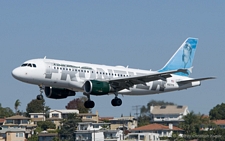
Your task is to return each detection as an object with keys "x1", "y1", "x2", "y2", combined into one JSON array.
[
  {"x1": 0, "y1": 118, "x2": 5, "y2": 123},
  {"x1": 131, "y1": 123, "x2": 183, "y2": 131},
  {"x1": 213, "y1": 120, "x2": 225, "y2": 125}
]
